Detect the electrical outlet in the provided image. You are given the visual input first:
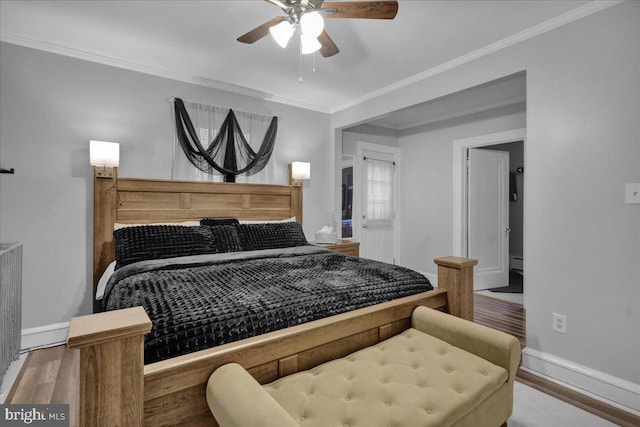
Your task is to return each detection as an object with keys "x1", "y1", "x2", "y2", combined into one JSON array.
[
  {"x1": 553, "y1": 313, "x2": 567, "y2": 334},
  {"x1": 625, "y1": 183, "x2": 640, "y2": 204}
]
